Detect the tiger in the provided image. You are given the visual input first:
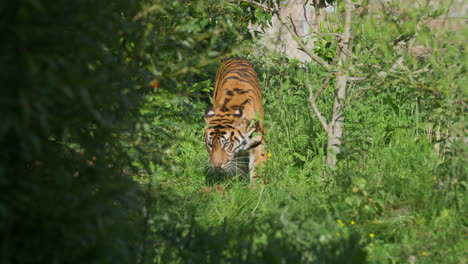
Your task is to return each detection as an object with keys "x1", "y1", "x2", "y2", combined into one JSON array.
[{"x1": 204, "y1": 58, "x2": 267, "y2": 183}]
